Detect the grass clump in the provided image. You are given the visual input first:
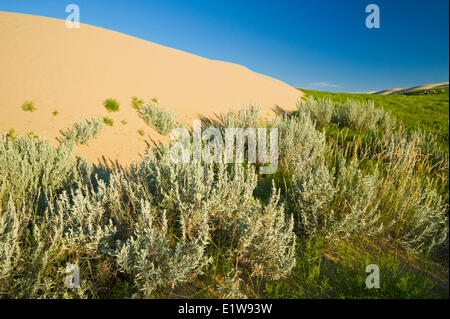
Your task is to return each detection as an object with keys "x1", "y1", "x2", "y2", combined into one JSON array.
[
  {"x1": 138, "y1": 128, "x2": 144, "y2": 136},
  {"x1": 120, "y1": 120, "x2": 127, "y2": 125},
  {"x1": 131, "y1": 96, "x2": 144, "y2": 110},
  {"x1": 103, "y1": 117, "x2": 114, "y2": 127},
  {"x1": 5, "y1": 129, "x2": 18, "y2": 142},
  {"x1": 21, "y1": 101, "x2": 36, "y2": 112},
  {"x1": 104, "y1": 98, "x2": 120, "y2": 113},
  {"x1": 52, "y1": 110, "x2": 59, "y2": 117},
  {"x1": 138, "y1": 99, "x2": 176, "y2": 135}
]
